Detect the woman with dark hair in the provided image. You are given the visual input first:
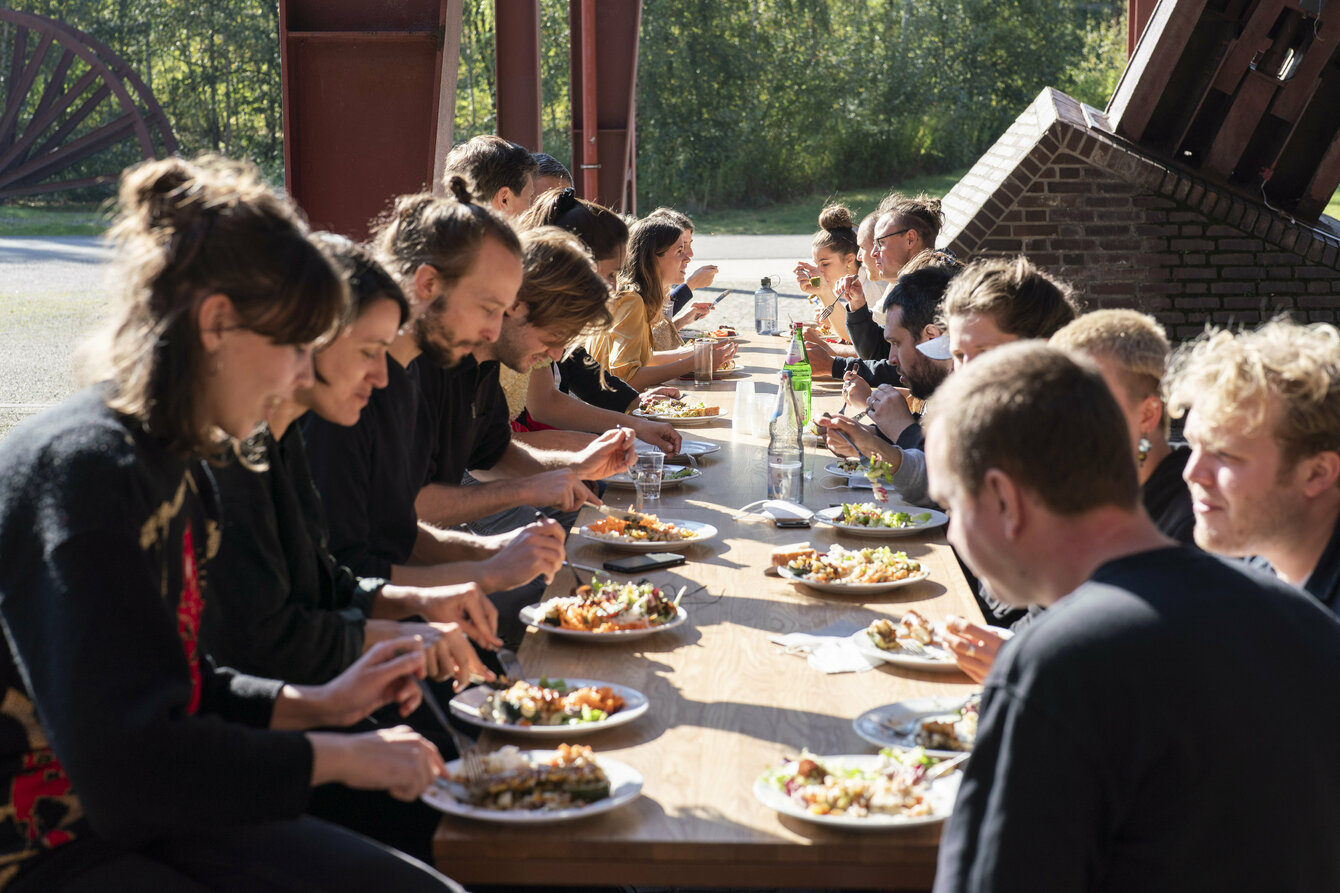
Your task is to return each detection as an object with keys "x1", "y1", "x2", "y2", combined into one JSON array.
[
  {"x1": 0, "y1": 156, "x2": 460, "y2": 890},
  {"x1": 584, "y1": 216, "x2": 735, "y2": 389},
  {"x1": 207, "y1": 233, "x2": 500, "y2": 687},
  {"x1": 793, "y1": 204, "x2": 861, "y2": 343},
  {"x1": 510, "y1": 190, "x2": 681, "y2": 451}
]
